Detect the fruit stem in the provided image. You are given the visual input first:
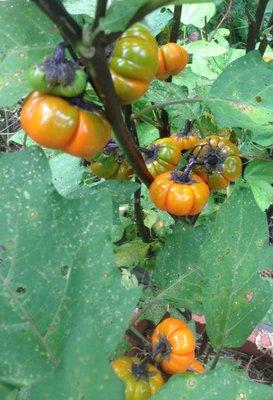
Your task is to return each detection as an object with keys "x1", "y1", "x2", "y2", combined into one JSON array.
[{"x1": 53, "y1": 42, "x2": 66, "y2": 63}]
